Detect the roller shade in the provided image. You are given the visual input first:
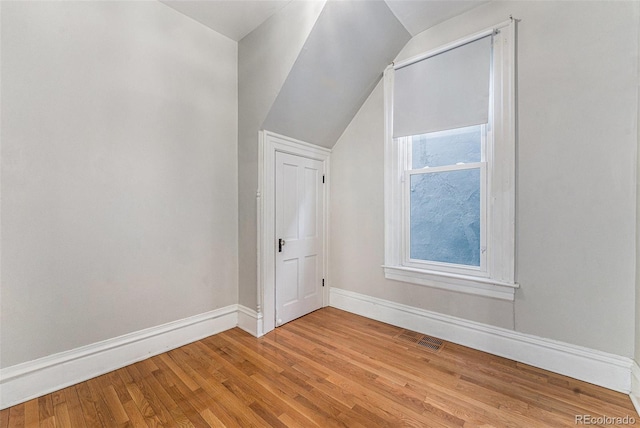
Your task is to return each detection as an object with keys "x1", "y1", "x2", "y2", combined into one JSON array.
[{"x1": 393, "y1": 36, "x2": 491, "y2": 138}]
